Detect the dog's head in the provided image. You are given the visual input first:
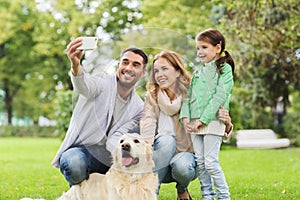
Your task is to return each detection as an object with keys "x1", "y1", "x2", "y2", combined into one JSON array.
[{"x1": 112, "y1": 133, "x2": 154, "y2": 173}]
